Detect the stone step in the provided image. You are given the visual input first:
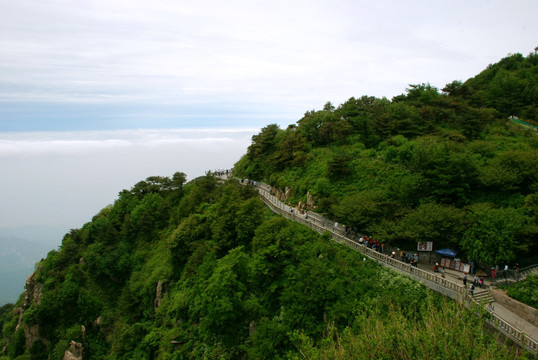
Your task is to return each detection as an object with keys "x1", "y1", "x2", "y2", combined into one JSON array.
[{"x1": 473, "y1": 291, "x2": 494, "y2": 304}]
